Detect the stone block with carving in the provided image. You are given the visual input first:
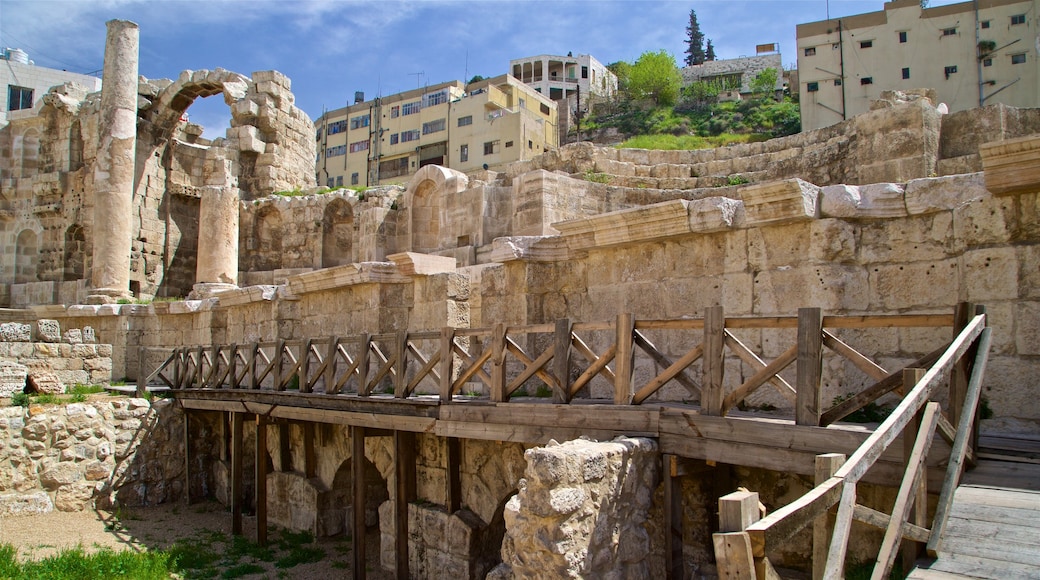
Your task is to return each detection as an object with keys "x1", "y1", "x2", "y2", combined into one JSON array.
[
  {"x1": 63, "y1": 329, "x2": 84, "y2": 344},
  {"x1": 0, "y1": 361, "x2": 28, "y2": 397},
  {"x1": 0, "y1": 323, "x2": 31, "y2": 343},
  {"x1": 739, "y1": 178, "x2": 821, "y2": 226},
  {"x1": 82, "y1": 327, "x2": 97, "y2": 344},
  {"x1": 36, "y1": 320, "x2": 61, "y2": 343},
  {"x1": 27, "y1": 372, "x2": 64, "y2": 395}
]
